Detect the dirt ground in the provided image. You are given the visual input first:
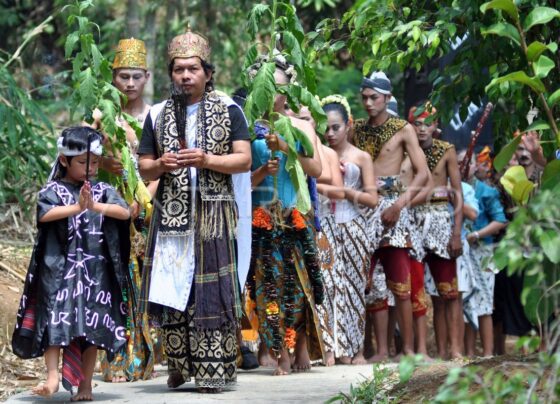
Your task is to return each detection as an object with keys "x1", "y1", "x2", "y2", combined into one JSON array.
[{"x1": 0, "y1": 243, "x2": 44, "y2": 402}]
